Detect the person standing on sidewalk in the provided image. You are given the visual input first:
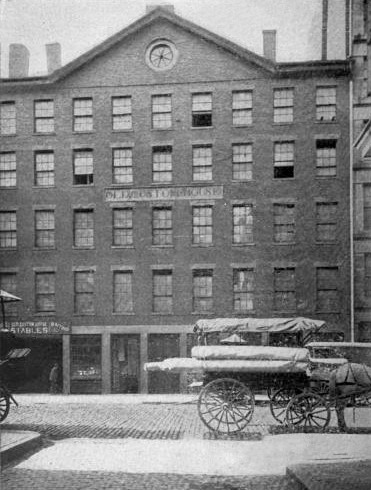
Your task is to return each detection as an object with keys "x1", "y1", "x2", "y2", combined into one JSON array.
[{"x1": 49, "y1": 363, "x2": 59, "y2": 394}]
